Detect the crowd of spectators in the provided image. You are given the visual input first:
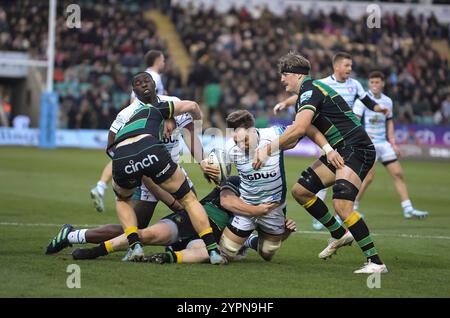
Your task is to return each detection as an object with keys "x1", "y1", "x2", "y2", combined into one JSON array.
[
  {"x1": 0, "y1": 0, "x2": 181, "y2": 129},
  {"x1": 172, "y1": 3, "x2": 450, "y2": 126},
  {"x1": 1, "y1": 0, "x2": 450, "y2": 129}
]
